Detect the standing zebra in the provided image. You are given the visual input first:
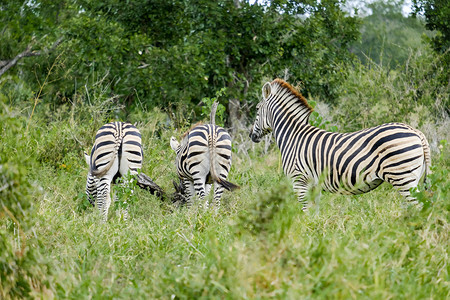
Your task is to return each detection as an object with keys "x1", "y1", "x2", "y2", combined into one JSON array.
[
  {"x1": 249, "y1": 79, "x2": 431, "y2": 210},
  {"x1": 170, "y1": 123, "x2": 239, "y2": 209},
  {"x1": 84, "y1": 121, "x2": 143, "y2": 221}
]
